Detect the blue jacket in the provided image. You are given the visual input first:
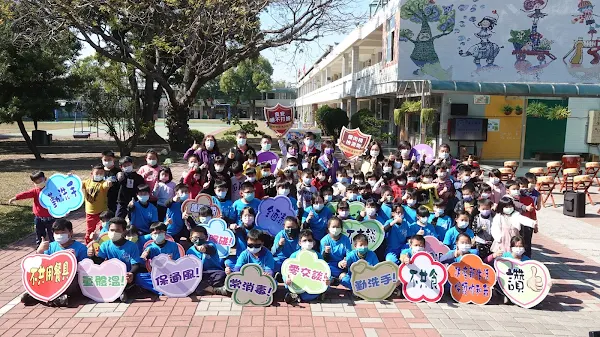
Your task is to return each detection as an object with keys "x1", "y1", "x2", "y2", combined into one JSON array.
[
  {"x1": 428, "y1": 214, "x2": 453, "y2": 241},
  {"x1": 345, "y1": 250, "x2": 379, "y2": 279},
  {"x1": 271, "y1": 230, "x2": 300, "y2": 260},
  {"x1": 130, "y1": 201, "x2": 158, "y2": 234},
  {"x1": 234, "y1": 246, "x2": 275, "y2": 275},
  {"x1": 320, "y1": 234, "x2": 352, "y2": 265},
  {"x1": 384, "y1": 219, "x2": 410, "y2": 253},
  {"x1": 302, "y1": 206, "x2": 333, "y2": 241},
  {"x1": 443, "y1": 227, "x2": 474, "y2": 250}
]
